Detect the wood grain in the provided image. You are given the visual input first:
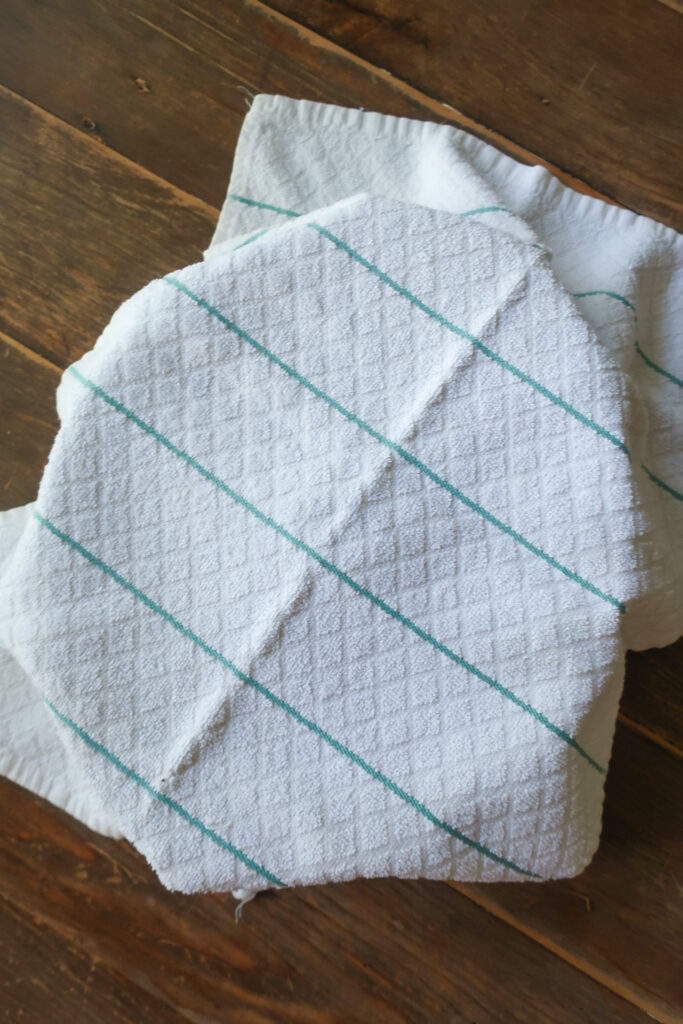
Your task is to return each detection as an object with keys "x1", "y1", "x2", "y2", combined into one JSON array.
[
  {"x1": 0, "y1": 85, "x2": 216, "y2": 367},
  {"x1": 0, "y1": 333, "x2": 679, "y2": 1017},
  {"x1": 0, "y1": 332, "x2": 60, "y2": 508},
  {"x1": 0, "y1": 0, "x2": 243, "y2": 210},
  {"x1": 621, "y1": 641, "x2": 683, "y2": 754},
  {"x1": 1, "y1": 0, "x2": 675, "y2": 224},
  {"x1": 1, "y1": 80, "x2": 680, "y2": 755},
  {"x1": 0, "y1": 774, "x2": 653, "y2": 1024},
  {"x1": 1, "y1": 2, "x2": 682, "y2": 1020},
  {"x1": 0, "y1": 895, "x2": 187, "y2": 1024},
  {"x1": 262, "y1": 0, "x2": 683, "y2": 230}
]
